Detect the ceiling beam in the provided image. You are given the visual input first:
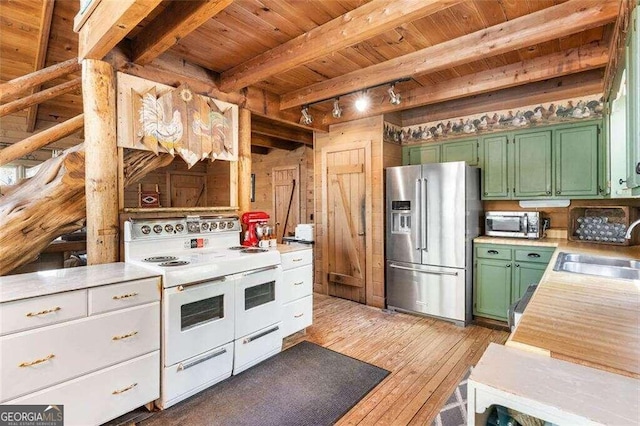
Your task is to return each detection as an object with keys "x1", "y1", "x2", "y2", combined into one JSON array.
[
  {"x1": 401, "y1": 69, "x2": 604, "y2": 127},
  {"x1": 78, "y1": 0, "x2": 163, "y2": 60},
  {"x1": 251, "y1": 134, "x2": 303, "y2": 151},
  {"x1": 251, "y1": 116, "x2": 313, "y2": 145},
  {"x1": 25, "y1": 0, "x2": 55, "y2": 133},
  {"x1": 280, "y1": 0, "x2": 619, "y2": 110},
  {"x1": 324, "y1": 42, "x2": 609, "y2": 125},
  {"x1": 218, "y1": 0, "x2": 460, "y2": 92},
  {"x1": 251, "y1": 145, "x2": 271, "y2": 155},
  {"x1": 132, "y1": 0, "x2": 233, "y2": 65}
]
